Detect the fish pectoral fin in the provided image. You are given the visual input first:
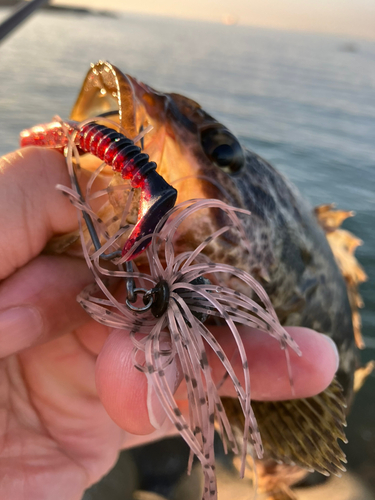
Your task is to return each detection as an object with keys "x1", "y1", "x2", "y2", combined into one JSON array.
[
  {"x1": 252, "y1": 377, "x2": 348, "y2": 477},
  {"x1": 223, "y1": 377, "x2": 348, "y2": 489}
]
